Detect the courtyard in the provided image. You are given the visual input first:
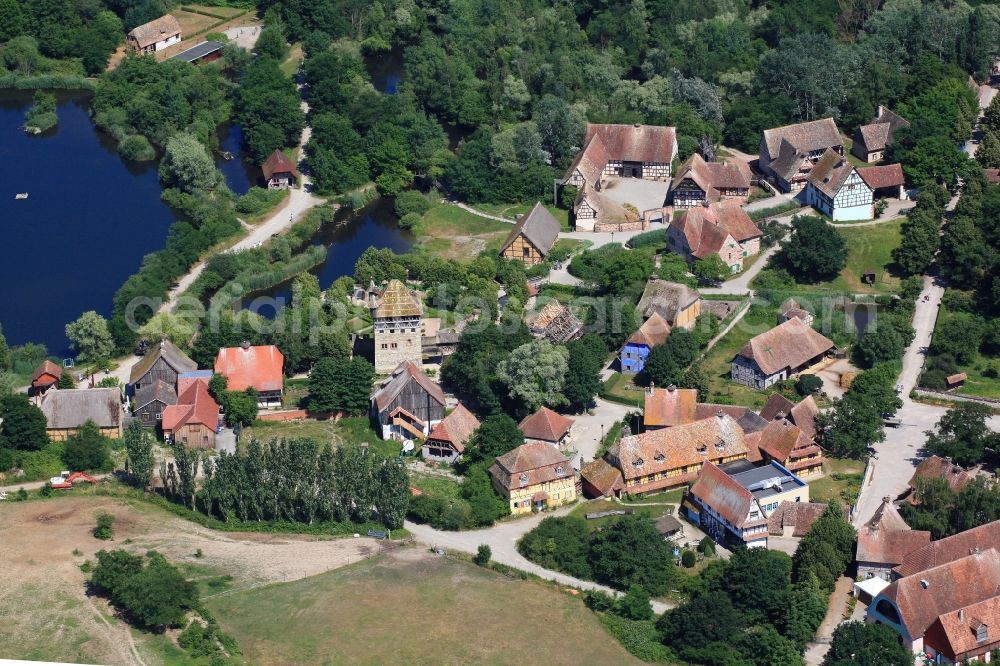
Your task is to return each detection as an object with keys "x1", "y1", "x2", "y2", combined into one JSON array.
[{"x1": 599, "y1": 176, "x2": 671, "y2": 217}]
